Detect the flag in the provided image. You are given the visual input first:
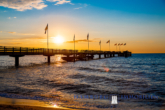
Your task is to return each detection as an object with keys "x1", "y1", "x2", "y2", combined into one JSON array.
[
  {"x1": 124, "y1": 43, "x2": 126, "y2": 45},
  {"x1": 45, "y1": 24, "x2": 48, "y2": 34},
  {"x1": 106, "y1": 40, "x2": 110, "y2": 43},
  {"x1": 118, "y1": 43, "x2": 120, "y2": 46},
  {"x1": 87, "y1": 33, "x2": 89, "y2": 40},
  {"x1": 114, "y1": 43, "x2": 117, "y2": 46},
  {"x1": 73, "y1": 34, "x2": 75, "y2": 41},
  {"x1": 99, "y1": 40, "x2": 101, "y2": 45}
]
